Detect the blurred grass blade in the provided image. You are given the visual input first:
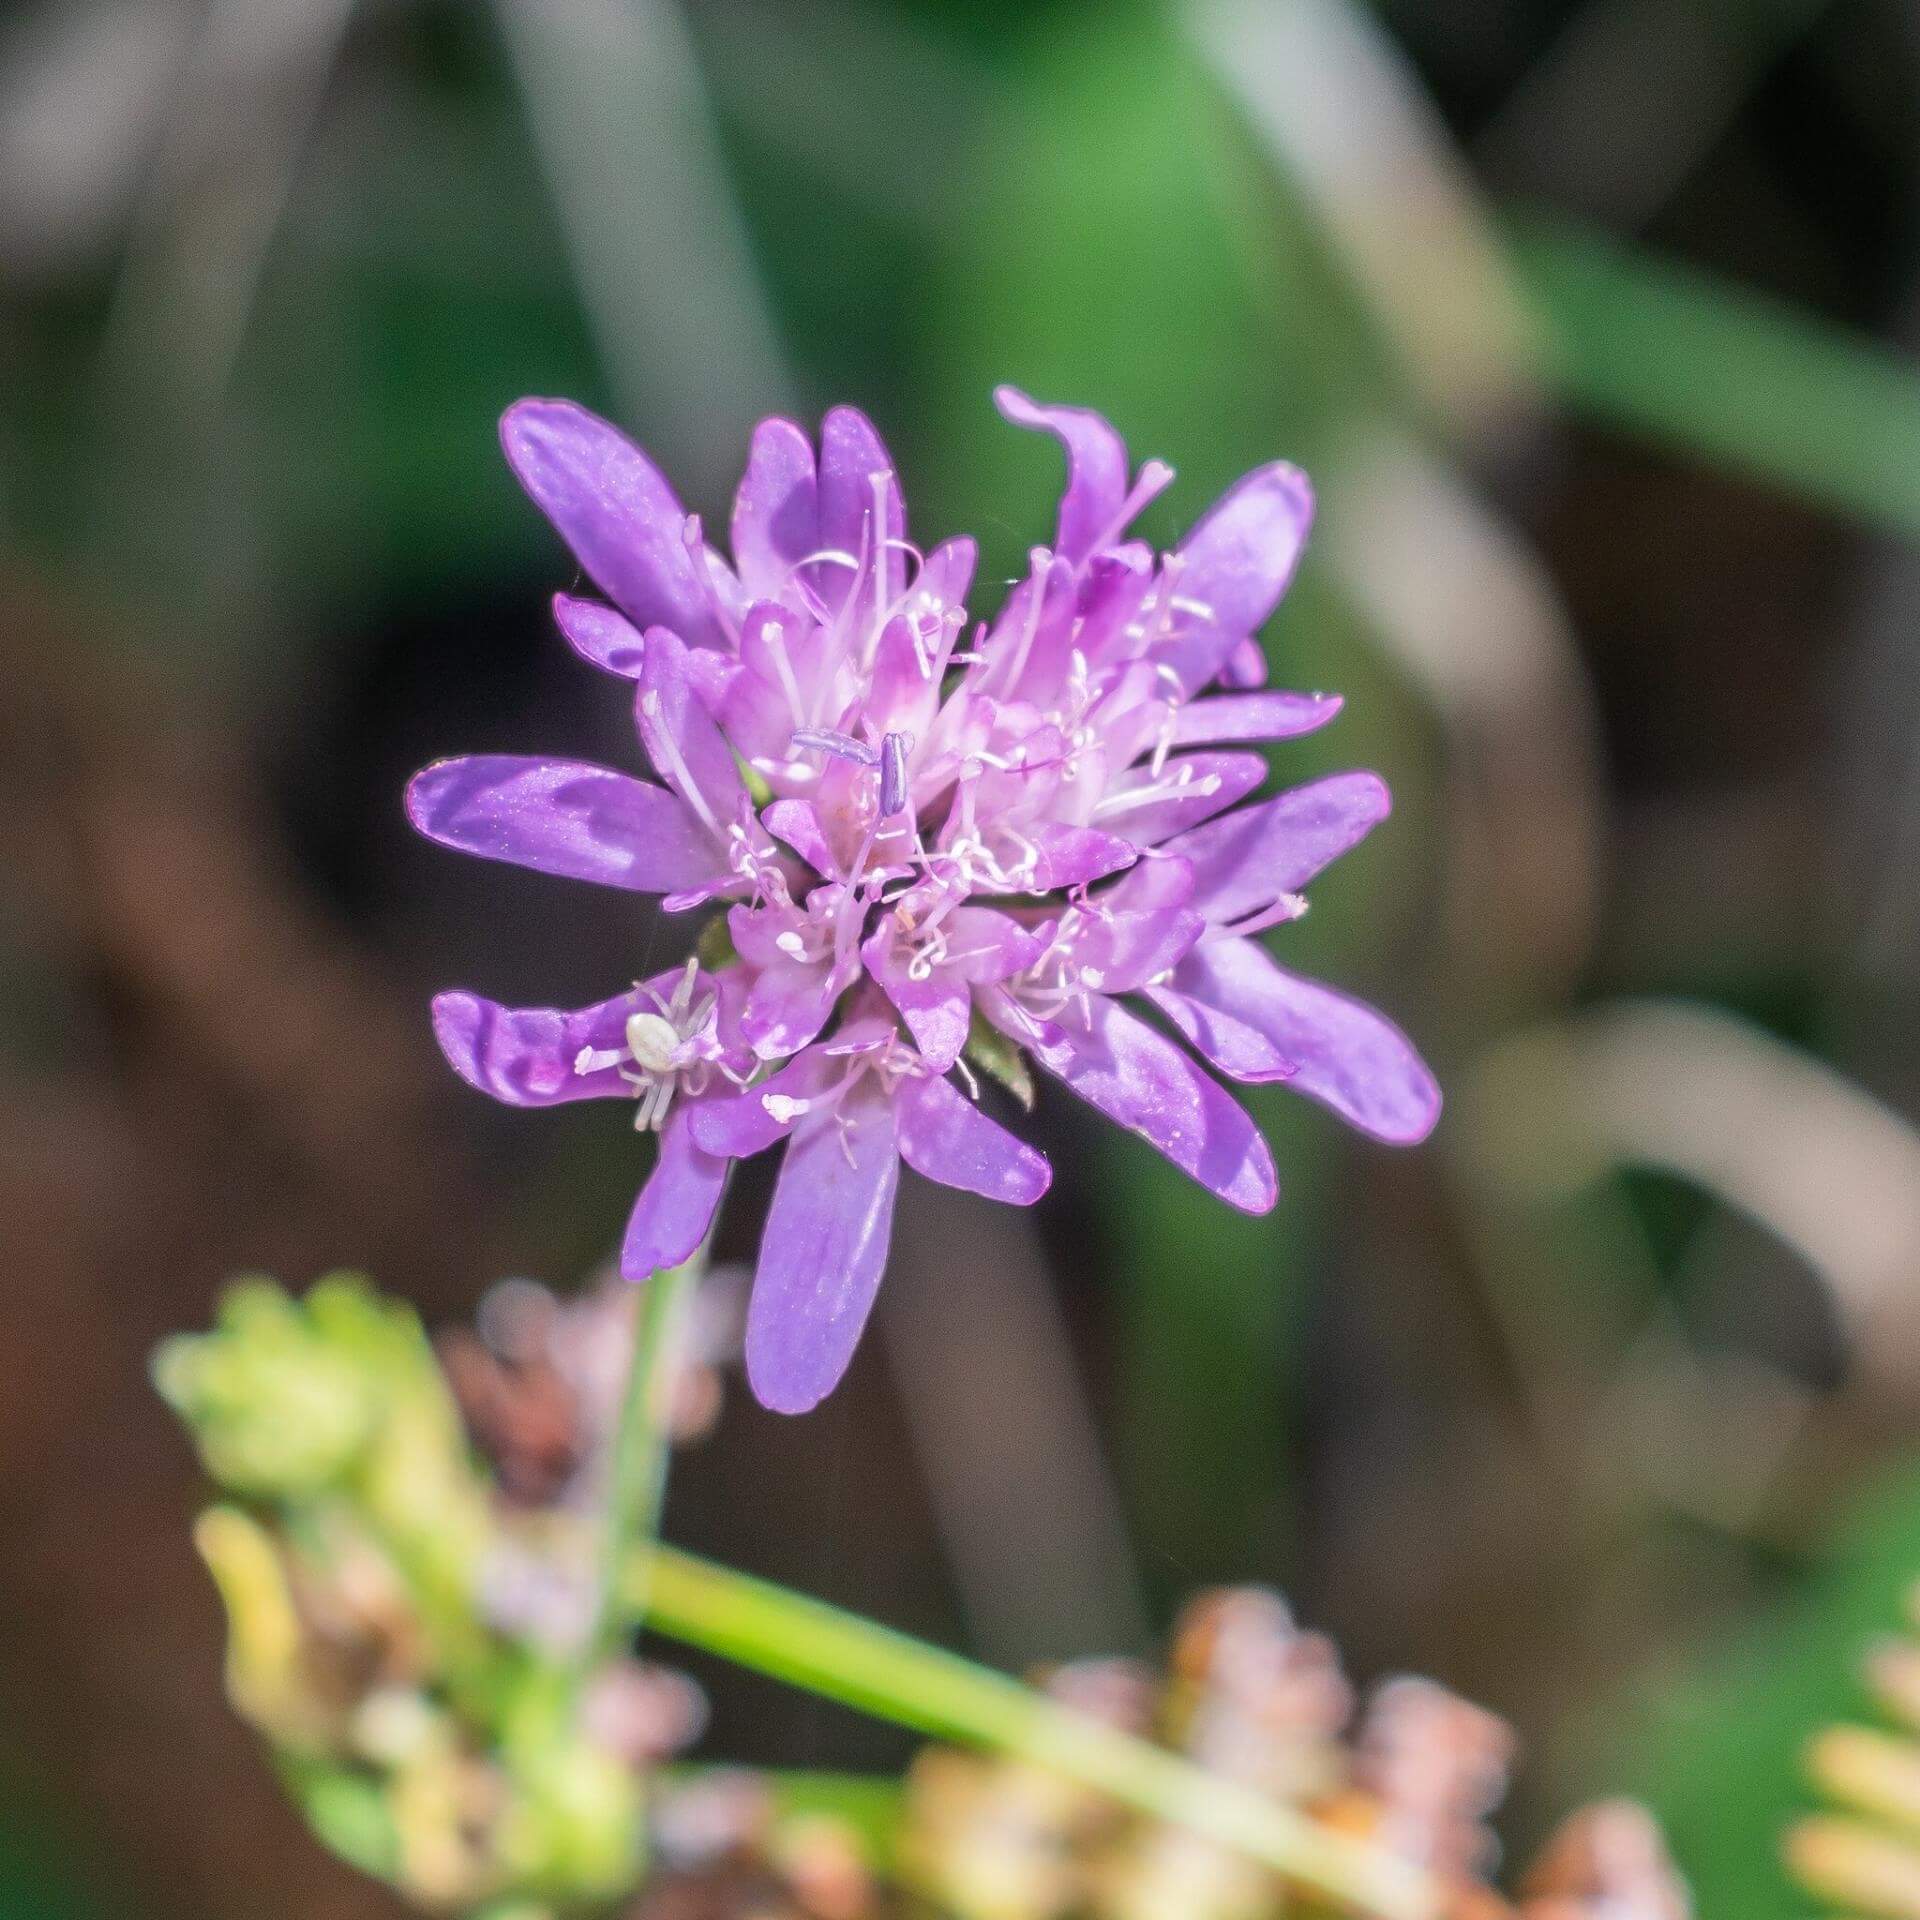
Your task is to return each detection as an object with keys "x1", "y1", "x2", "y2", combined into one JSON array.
[
  {"x1": 493, "y1": 0, "x2": 792, "y2": 495},
  {"x1": 641, "y1": 1545, "x2": 1437, "y2": 1919},
  {"x1": 883, "y1": 1183, "x2": 1149, "y2": 1667},
  {"x1": 98, "y1": 0, "x2": 358, "y2": 417},
  {"x1": 1514, "y1": 215, "x2": 1920, "y2": 539},
  {"x1": 1187, "y1": 0, "x2": 1544, "y2": 442},
  {"x1": 1470, "y1": 1000, "x2": 1920, "y2": 1401}
]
